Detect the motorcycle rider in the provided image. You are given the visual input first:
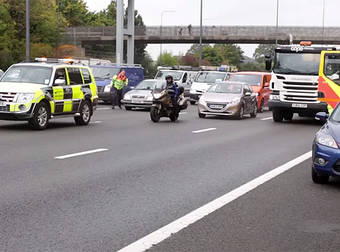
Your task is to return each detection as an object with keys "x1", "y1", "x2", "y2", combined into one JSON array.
[{"x1": 165, "y1": 75, "x2": 178, "y2": 107}]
